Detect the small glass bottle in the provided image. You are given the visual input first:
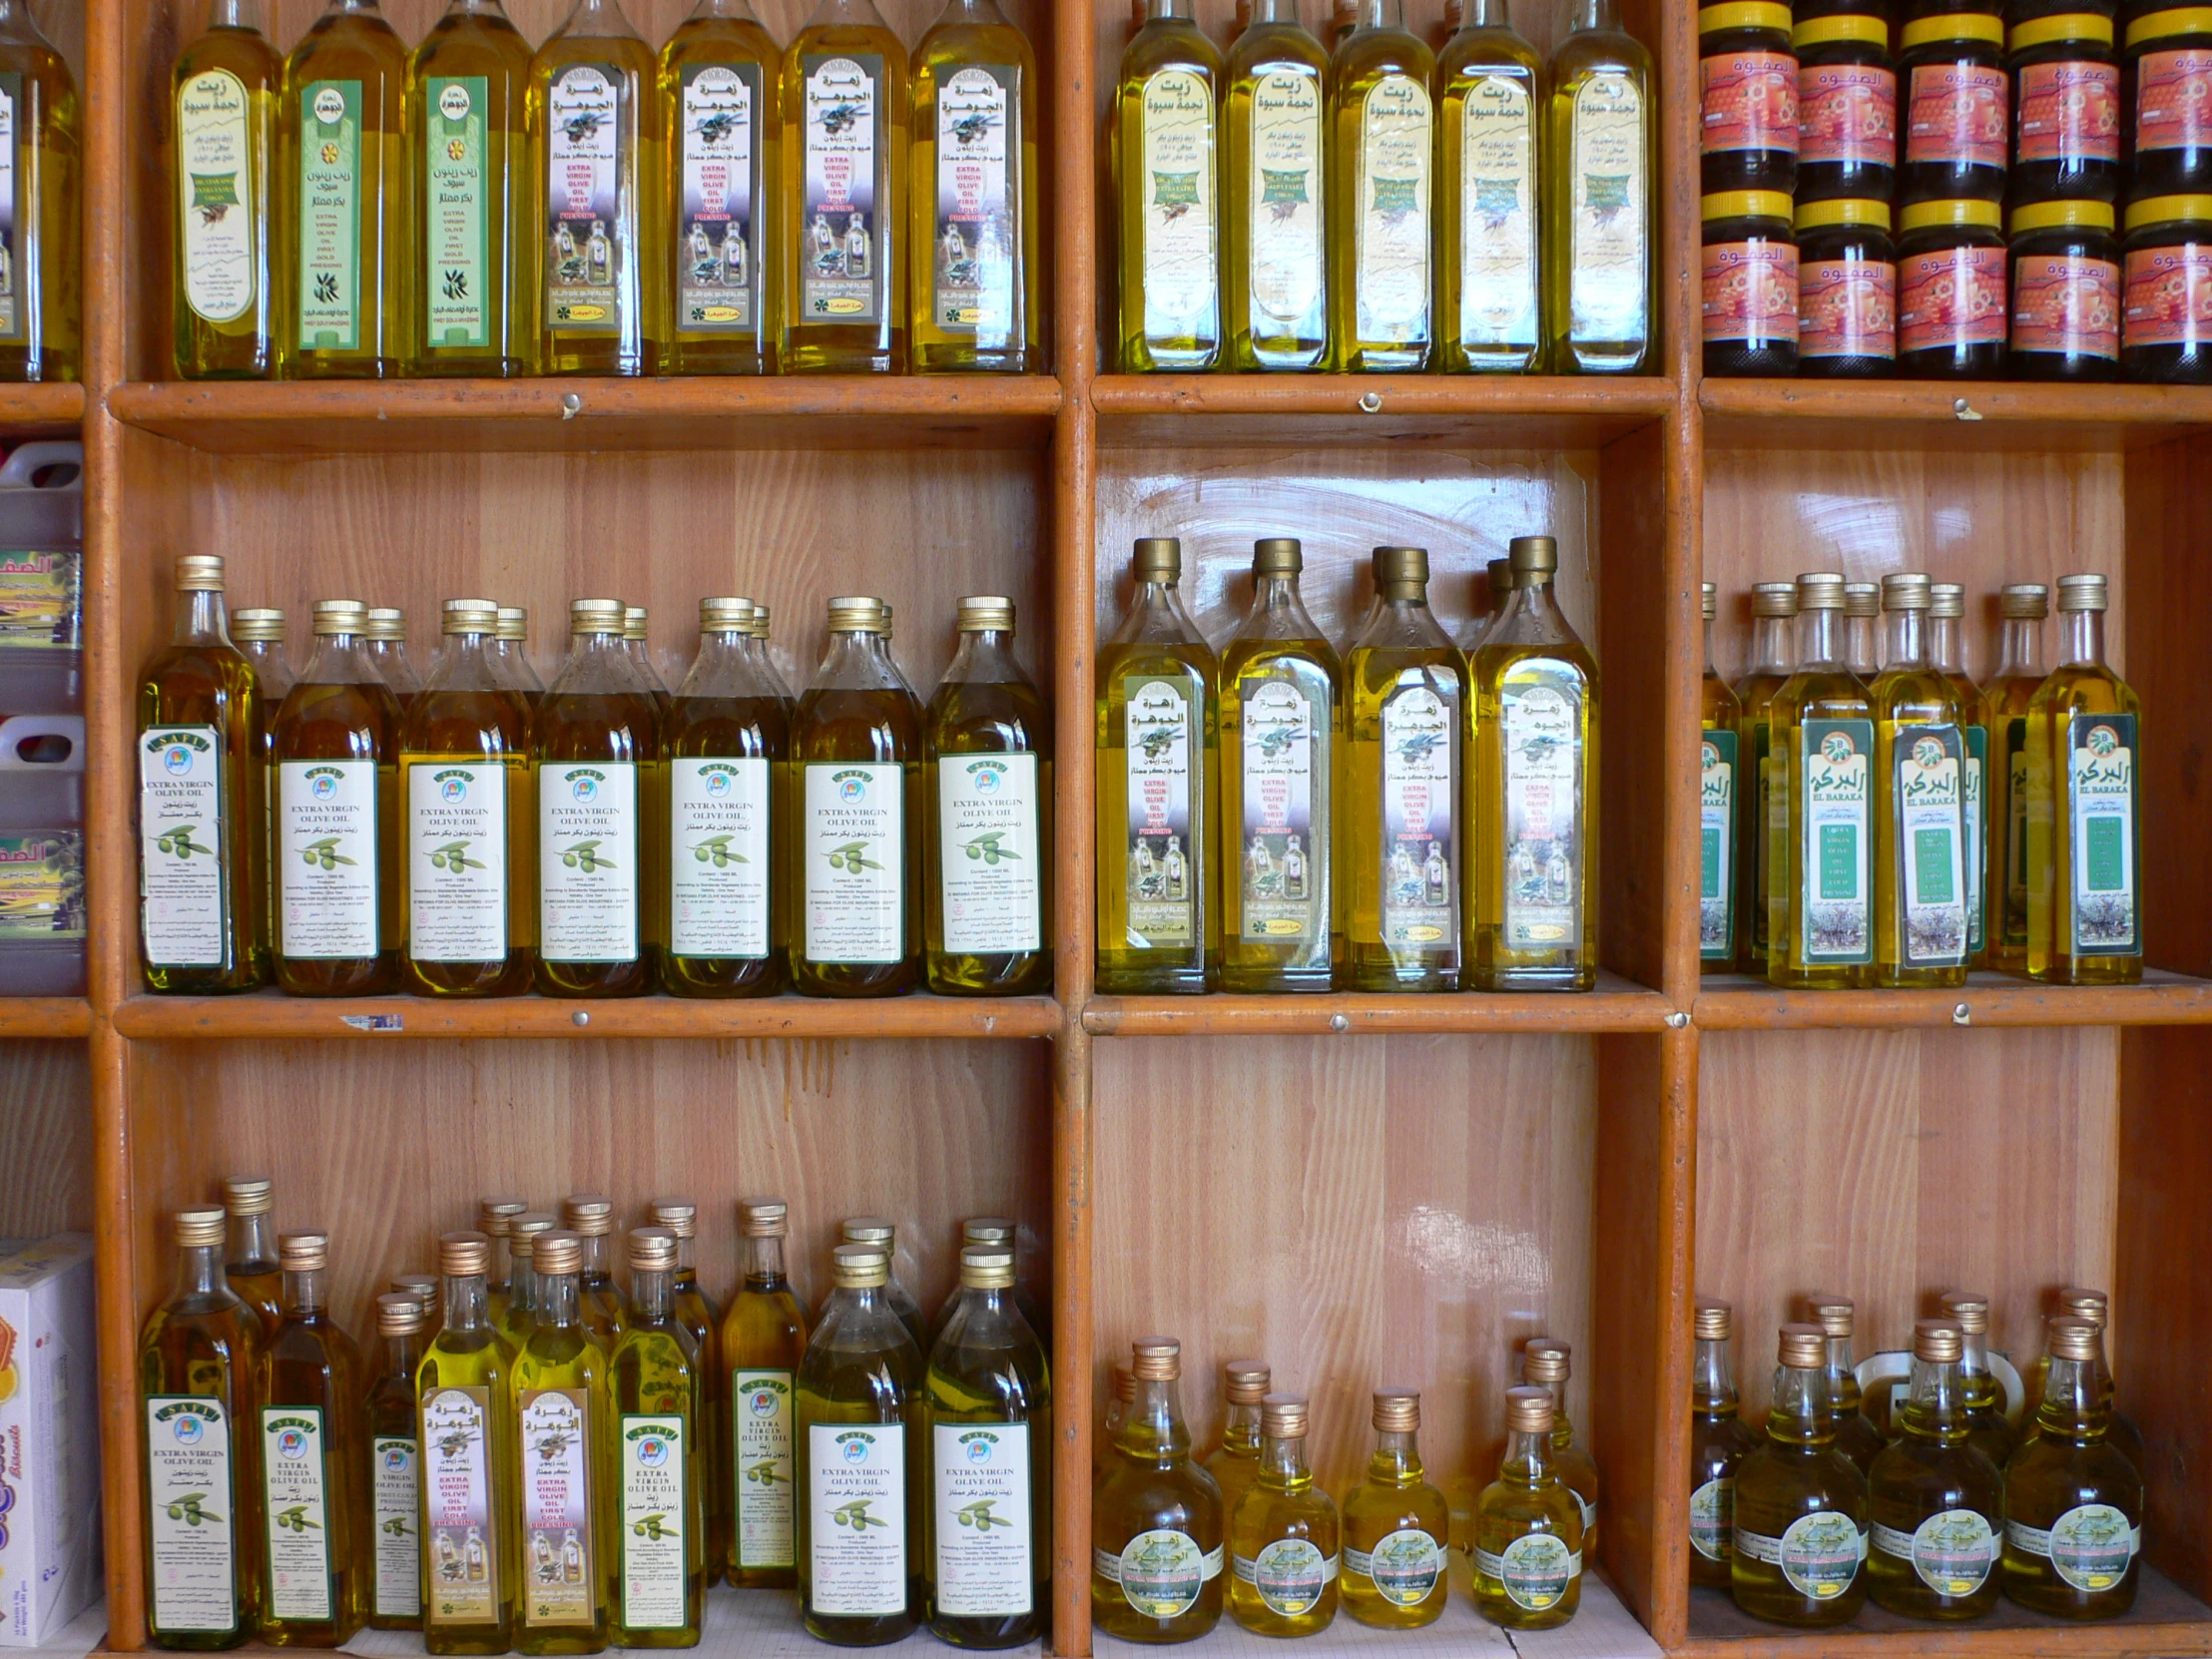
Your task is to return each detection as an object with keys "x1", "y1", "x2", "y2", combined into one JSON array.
[
  {"x1": 2017, "y1": 1289, "x2": 2146, "y2": 1474},
  {"x1": 1203, "y1": 1359, "x2": 1269, "y2": 1524},
  {"x1": 1983, "y1": 582, "x2": 2048, "y2": 972},
  {"x1": 1472, "y1": 1385, "x2": 1582, "y2": 1630},
  {"x1": 1690, "y1": 1299, "x2": 1759, "y2": 1589},
  {"x1": 1113, "y1": 0, "x2": 1223, "y2": 370},
  {"x1": 512, "y1": 1230, "x2": 615, "y2": 1655},
  {"x1": 418, "y1": 1232, "x2": 519, "y2": 1658},
  {"x1": 2124, "y1": 7, "x2": 2212, "y2": 202},
  {"x1": 1796, "y1": 197, "x2": 1898, "y2": 375},
  {"x1": 1521, "y1": 1339, "x2": 1599, "y2": 1551},
  {"x1": 2120, "y1": 194, "x2": 2212, "y2": 382},
  {"x1": 501, "y1": 1213, "x2": 553, "y2": 1355},
  {"x1": 1091, "y1": 1337, "x2": 1225, "y2": 1643},
  {"x1": 225, "y1": 1173, "x2": 283, "y2": 1334},
  {"x1": 1872, "y1": 572, "x2": 1970, "y2": 989},
  {"x1": 1897, "y1": 3, "x2": 2007, "y2": 208},
  {"x1": 1768, "y1": 572, "x2": 1875, "y2": 989},
  {"x1": 1222, "y1": 0, "x2": 1330, "y2": 371},
  {"x1": 840, "y1": 1218, "x2": 924, "y2": 1348},
  {"x1": 1436, "y1": 1, "x2": 1543, "y2": 373},
  {"x1": 363, "y1": 608, "x2": 422, "y2": 711},
  {"x1": 1702, "y1": 190, "x2": 1799, "y2": 375},
  {"x1": 1702, "y1": 583, "x2": 1744, "y2": 970},
  {"x1": 2001, "y1": 1316, "x2": 2143, "y2": 1617},
  {"x1": 493, "y1": 607, "x2": 544, "y2": 699},
  {"x1": 1339, "y1": 1388, "x2": 1446, "y2": 1628},
  {"x1": 1698, "y1": 0, "x2": 1799, "y2": 195},
  {"x1": 2009, "y1": 6, "x2": 2120, "y2": 206},
  {"x1": 1794, "y1": 6, "x2": 1896, "y2": 205},
  {"x1": 723, "y1": 1199, "x2": 810, "y2": 1589},
  {"x1": 1929, "y1": 583, "x2": 1988, "y2": 962},
  {"x1": 1937, "y1": 1291, "x2": 2018, "y2": 1471},
  {"x1": 610, "y1": 1229, "x2": 706, "y2": 1647},
  {"x1": 1545, "y1": 0, "x2": 1655, "y2": 372},
  {"x1": 563, "y1": 1194, "x2": 630, "y2": 1343},
  {"x1": 1867, "y1": 1318, "x2": 2003, "y2": 1619},
  {"x1": 1844, "y1": 582, "x2": 1880, "y2": 678},
  {"x1": 392, "y1": 1275, "x2": 440, "y2": 1321},
  {"x1": 173, "y1": 0, "x2": 279, "y2": 379},
  {"x1": 364, "y1": 1294, "x2": 426, "y2": 1631},
  {"x1": 647, "y1": 1200, "x2": 723, "y2": 1571},
  {"x1": 477, "y1": 1197, "x2": 527, "y2": 1327},
  {"x1": 1731, "y1": 1323, "x2": 1869, "y2": 1625},
  {"x1": 1228, "y1": 1393, "x2": 1339, "y2": 1636},
  {"x1": 1898, "y1": 197, "x2": 2009, "y2": 375},
  {"x1": 1329, "y1": 1, "x2": 1435, "y2": 372},
  {"x1": 1734, "y1": 582, "x2": 1798, "y2": 975},
  {"x1": 1805, "y1": 1294, "x2": 1885, "y2": 1474},
  {"x1": 2010, "y1": 199, "x2": 2122, "y2": 379}
]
